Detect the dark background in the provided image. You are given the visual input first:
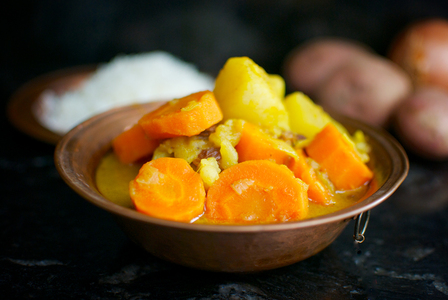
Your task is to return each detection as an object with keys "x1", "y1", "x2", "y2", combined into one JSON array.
[
  {"x1": 4, "y1": 0, "x2": 448, "y2": 91},
  {"x1": 2, "y1": 1, "x2": 448, "y2": 299}
]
